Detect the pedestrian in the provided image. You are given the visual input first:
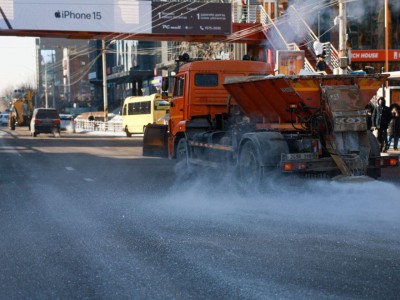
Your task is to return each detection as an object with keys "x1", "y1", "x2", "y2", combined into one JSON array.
[
  {"x1": 365, "y1": 102, "x2": 374, "y2": 131},
  {"x1": 315, "y1": 55, "x2": 327, "y2": 72},
  {"x1": 88, "y1": 113, "x2": 95, "y2": 130},
  {"x1": 313, "y1": 40, "x2": 324, "y2": 57},
  {"x1": 241, "y1": 0, "x2": 248, "y2": 23},
  {"x1": 372, "y1": 97, "x2": 392, "y2": 152},
  {"x1": 386, "y1": 106, "x2": 400, "y2": 151}
]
